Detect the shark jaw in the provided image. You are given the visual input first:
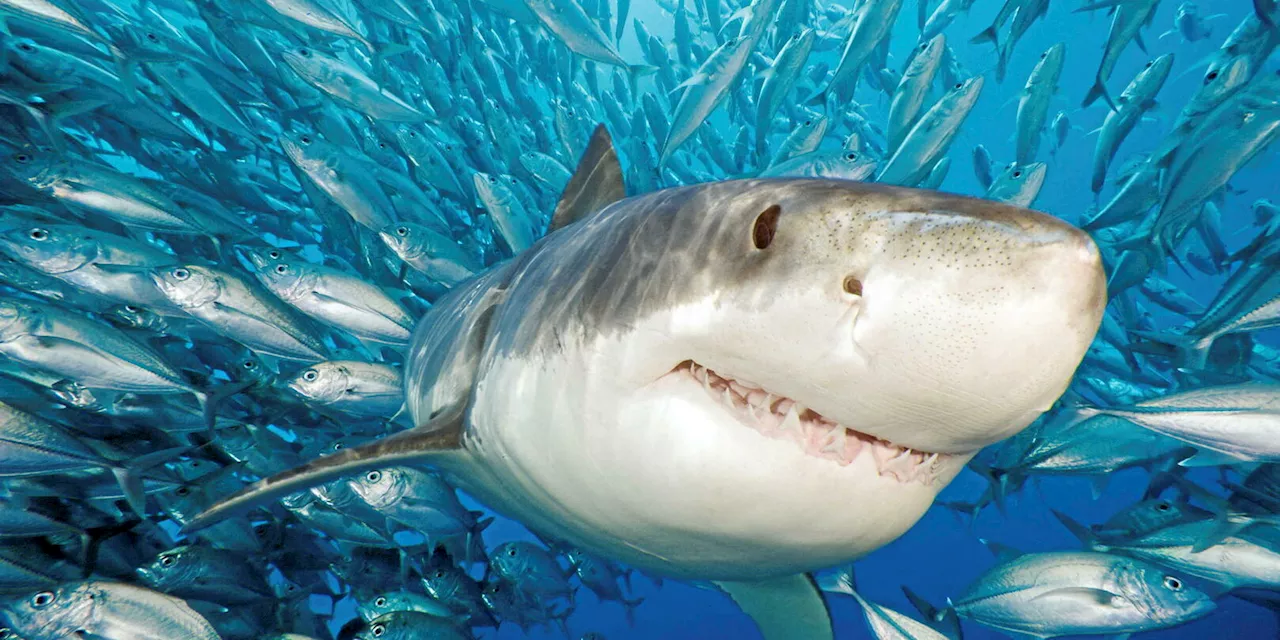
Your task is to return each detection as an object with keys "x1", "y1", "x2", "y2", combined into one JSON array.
[{"x1": 668, "y1": 360, "x2": 950, "y2": 485}]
